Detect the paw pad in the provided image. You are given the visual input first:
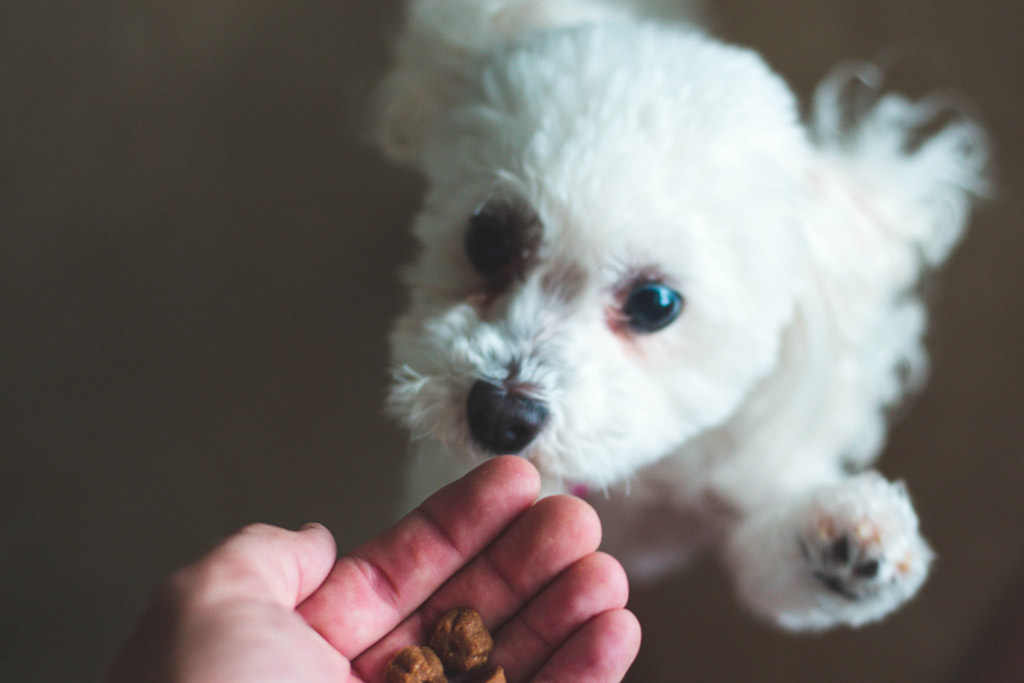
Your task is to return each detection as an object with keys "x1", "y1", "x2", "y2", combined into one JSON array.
[{"x1": 802, "y1": 529, "x2": 891, "y2": 600}]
